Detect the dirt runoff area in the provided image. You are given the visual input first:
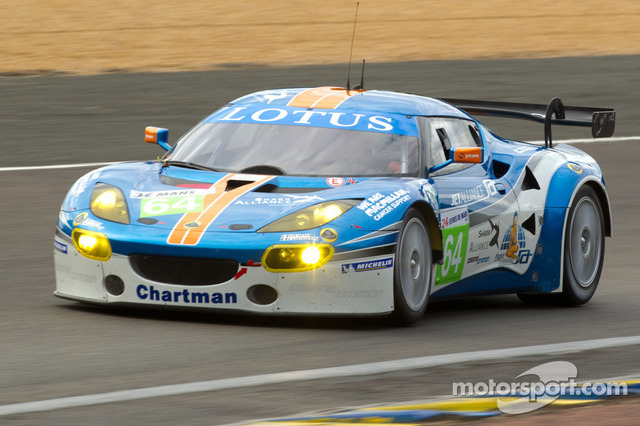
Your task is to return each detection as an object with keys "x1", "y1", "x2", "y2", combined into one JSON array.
[{"x1": 2, "y1": 0, "x2": 640, "y2": 76}]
